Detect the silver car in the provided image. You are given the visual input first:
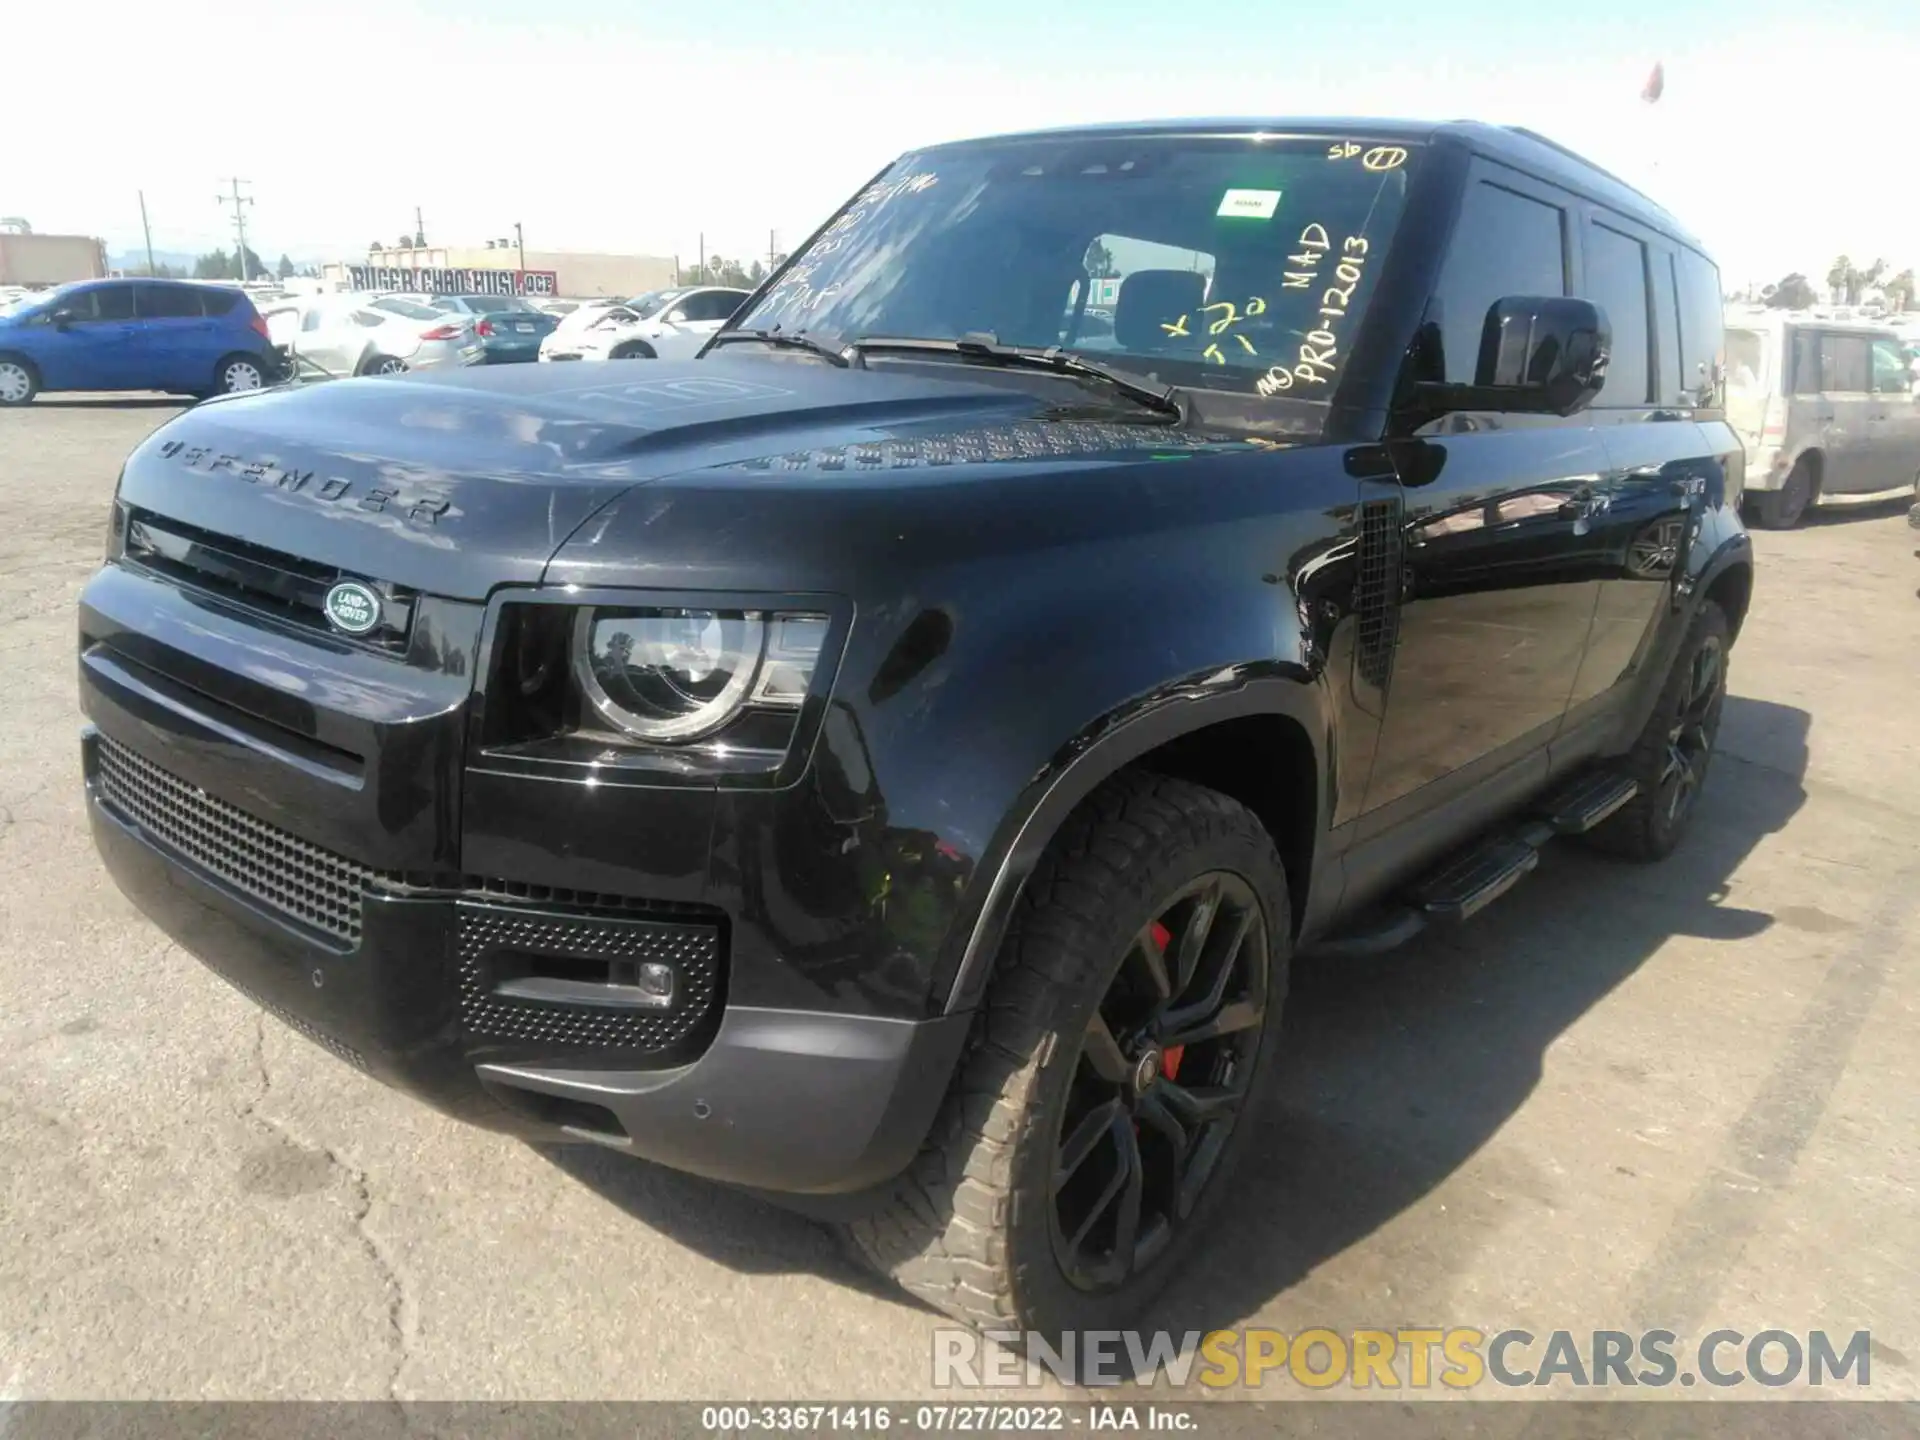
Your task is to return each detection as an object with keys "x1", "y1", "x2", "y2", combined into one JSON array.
[
  {"x1": 274, "y1": 294, "x2": 483, "y2": 379},
  {"x1": 1726, "y1": 311, "x2": 1920, "y2": 528}
]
